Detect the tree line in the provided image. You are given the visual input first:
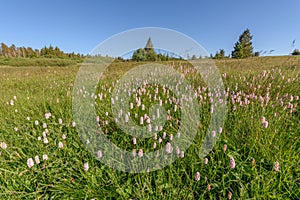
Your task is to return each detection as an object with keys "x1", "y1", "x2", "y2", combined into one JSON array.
[{"x1": 0, "y1": 43, "x2": 83, "y2": 58}]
